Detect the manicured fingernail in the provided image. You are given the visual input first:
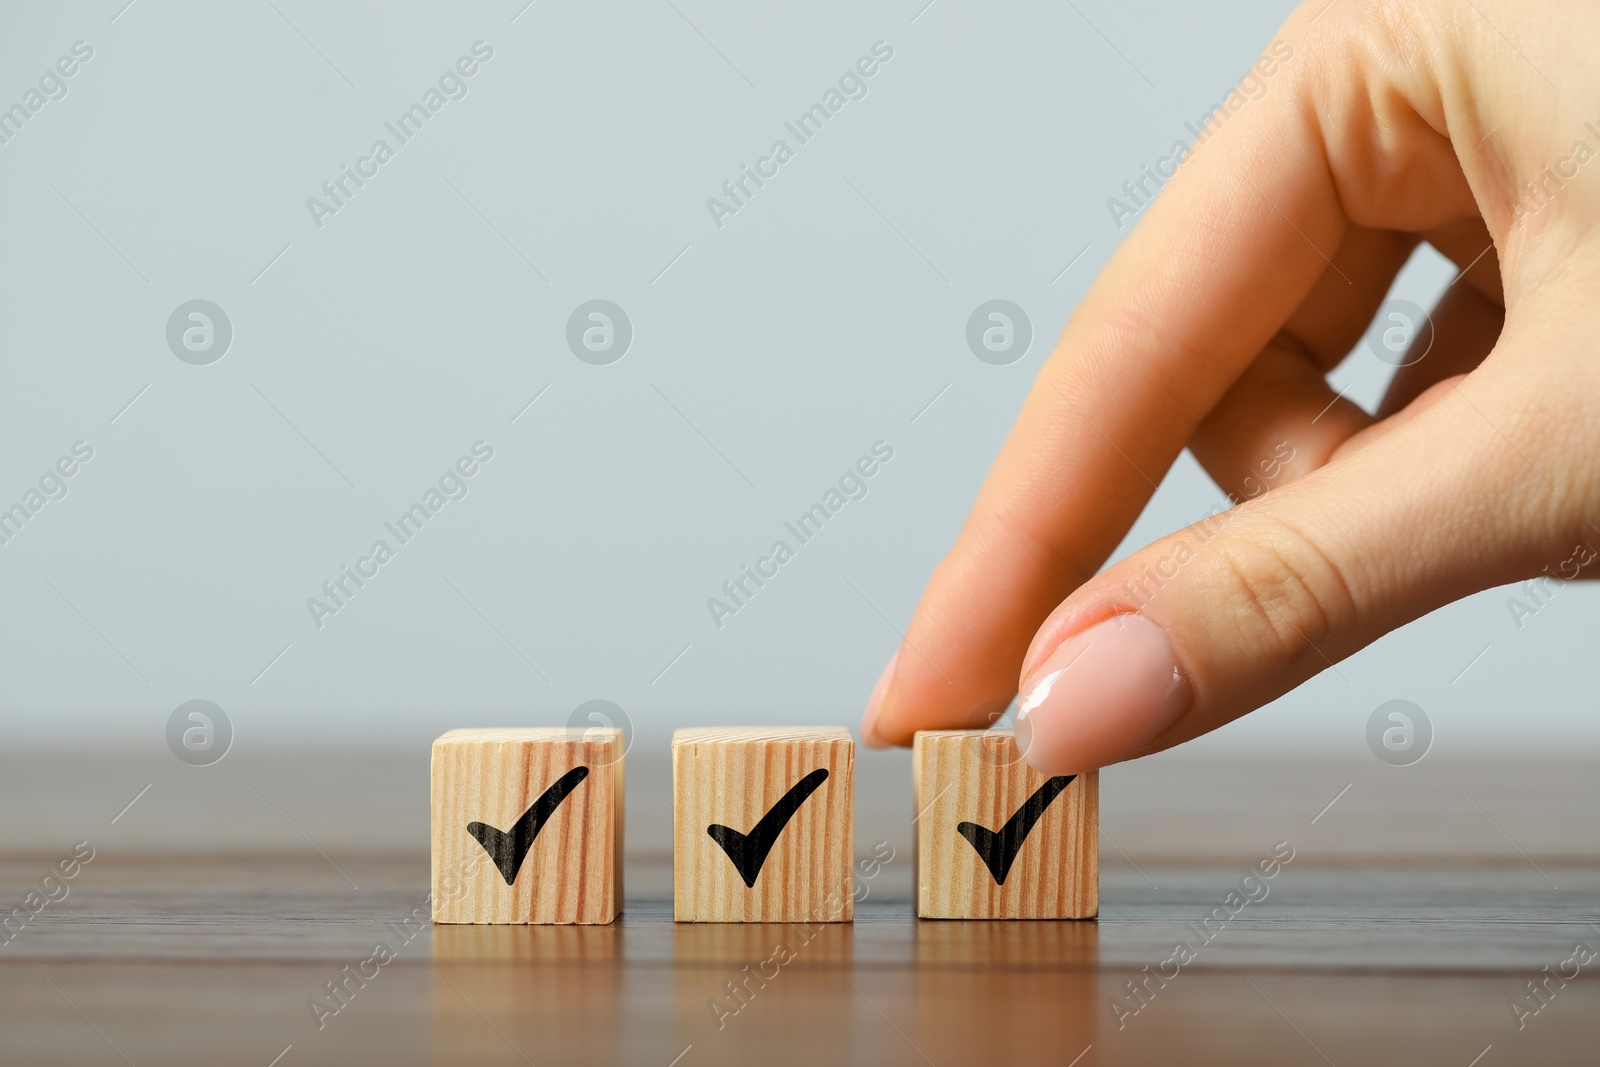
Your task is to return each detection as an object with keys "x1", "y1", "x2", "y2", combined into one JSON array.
[
  {"x1": 860, "y1": 650, "x2": 899, "y2": 750},
  {"x1": 1013, "y1": 614, "x2": 1189, "y2": 774}
]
